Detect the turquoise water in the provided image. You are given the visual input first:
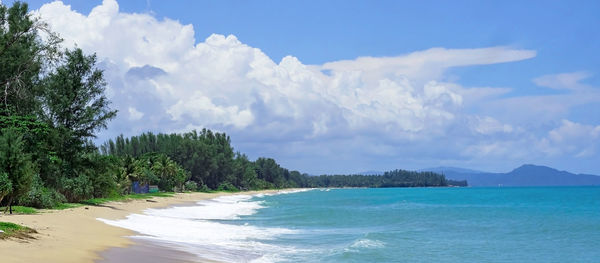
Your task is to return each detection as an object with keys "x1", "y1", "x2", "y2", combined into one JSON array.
[
  {"x1": 242, "y1": 187, "x2": 600, "y2": 262},
  {"x1": 101, "y1": 187, "x2": 600, "y2": 262}
]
